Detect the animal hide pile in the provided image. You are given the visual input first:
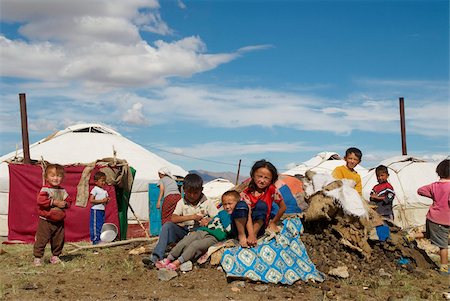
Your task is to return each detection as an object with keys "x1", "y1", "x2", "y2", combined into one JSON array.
[
  {"x1": 303, "y1": 171, "x2": 368, "y2": 219},
  {"x1": 301, "y1": 171, "x2": 385, "y2": 258}
]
